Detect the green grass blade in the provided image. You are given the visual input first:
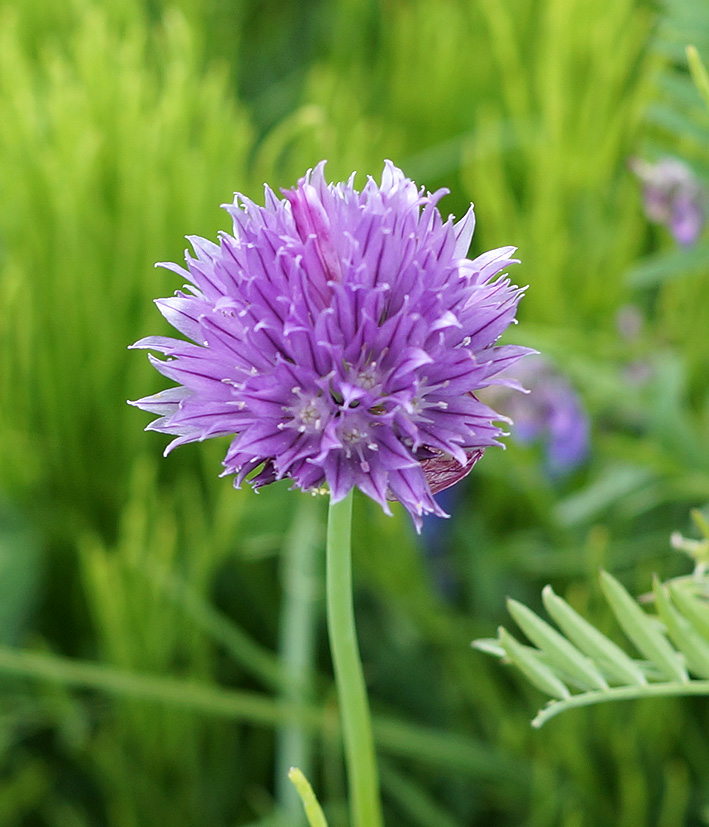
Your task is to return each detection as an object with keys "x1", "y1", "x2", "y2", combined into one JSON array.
[
  {"x1": 372, "y1": 716, "x2": 528, "y2": 783},
  {"x1": 0, "y1": 645, "x2": 323, "y2": 729},
  {"x1": 378, "y1": 760, "x2": 459, "y2": 827},
  {"x1": 687, "y1": 45, "x2": 709, "y2": 108},
  {"x1": 288, "y1": 768, "x2": 329, "y2": 827},
  {"x1": 144, "y1": 563, "x2": 287, "y2": 691}
]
